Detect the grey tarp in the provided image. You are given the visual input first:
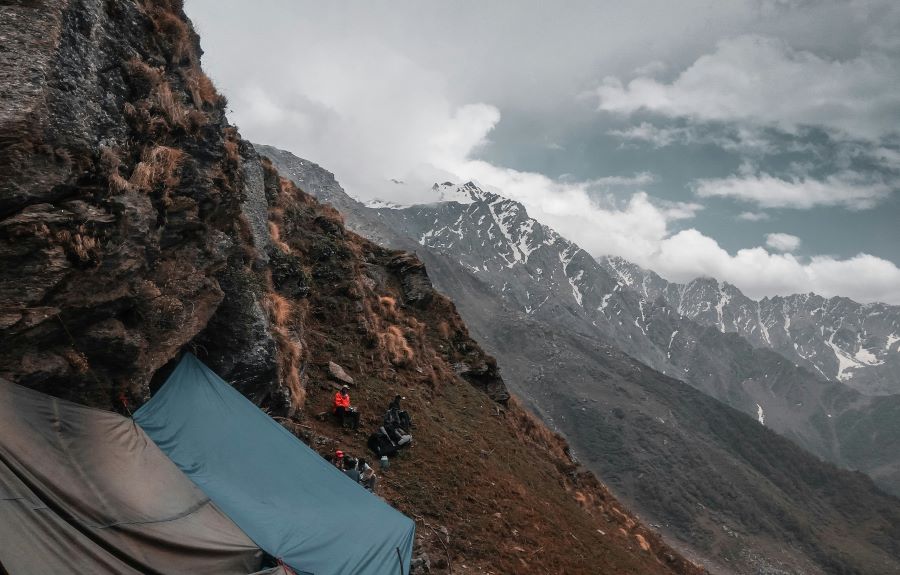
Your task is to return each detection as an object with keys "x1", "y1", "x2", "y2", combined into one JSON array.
[
  {"x1": 0, "y1": 377, "x2": 266, "y2": 575},
  {"x1": 135, "y1": 354, "x2": 416, "y2": 575}
]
